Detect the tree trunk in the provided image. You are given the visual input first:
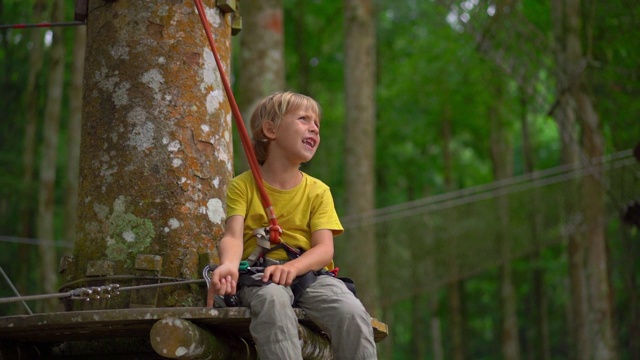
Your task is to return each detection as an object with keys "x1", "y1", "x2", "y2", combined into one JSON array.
[
  {"x1": 380, "y1": 305, "x2": 395, "y2": 360},
  {"x1": 520, "y1": 90, "x2": 550, "y2": 360},
  {"x1": 566, "y1": 0, "x2": 617, "y2": 351},
  {"x1": 292, "y1": 0, "x2": 309, "y2": 94},
  {"x1": 65, "y1": 0, "x2": 235, "y2": 310},
  {"x1": 63, "y1": 25, "x2": 86, "y2": 249},
  {"x1": 430, "y1": 297, "x2": 444, "y2": 360},
  {"x1": 342, "y1": 0, "x2": 380, "y2": 317},
  {"x1": 236, "y1": 0, "x2": 285, "y2": 172},
  {"x1": 442, "y1": 104, "x2": 466, "y2": 360},
  {"x1": 35, "y1": 0, "x2": 65, "y2": 313},
  {"x1": 620, "y1": 224, "x2": 639, "y2": 360},
  {"x1": 18, "y1": 0, "x2": 47, "y2": 311},
  {"x1": 412, "y1": 212, "x2": 440, "y2": 360},
  {"x1": 579, "y1": 71, "x2": 617, "y2": 360},
  {"x1": 20, "y1": 0, "x2": 47, "y2": 238},
  {"x1": 550, "y1": 1, "x2": 589, "y2": 358},
  {"x1": 410, "y1": 280, "x2": 428, "y2": 359},
  {"x1": 489, "y1": 76, "x2": 520, "y2": 360},
  {"x1": 449, "y1": 280, "x2": 465, "y2": 360}
]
